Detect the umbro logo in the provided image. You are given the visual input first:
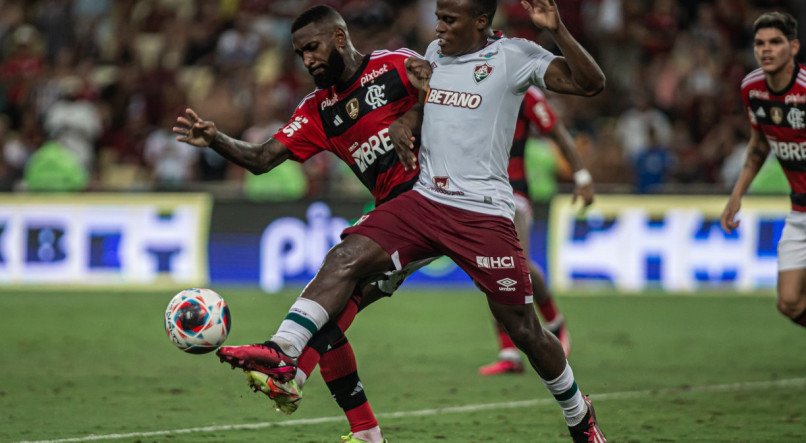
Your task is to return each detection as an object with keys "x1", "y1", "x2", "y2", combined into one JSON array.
[
  {"x1": 497, "y1": 278, "x2": 517, "y2": 292},
  {"x1": 756, "y1": 107, "x2": 766, "y2": 118}
]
